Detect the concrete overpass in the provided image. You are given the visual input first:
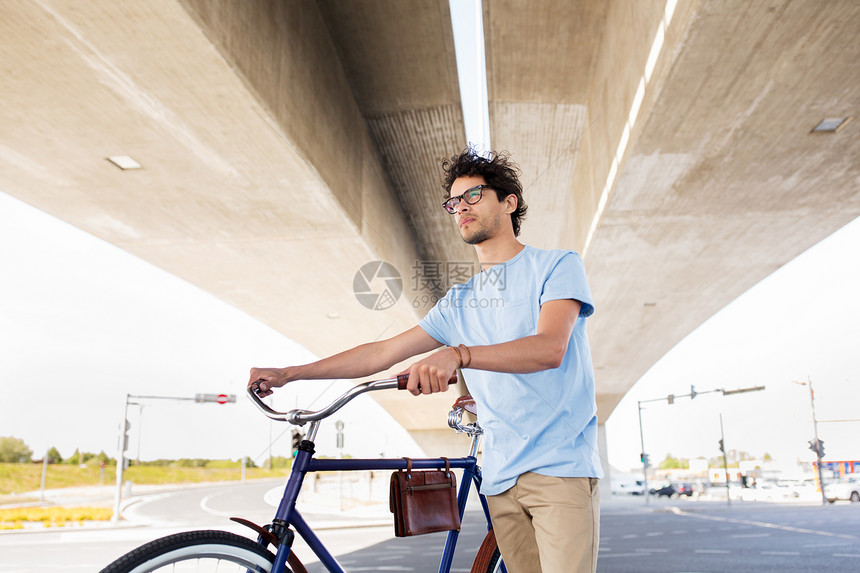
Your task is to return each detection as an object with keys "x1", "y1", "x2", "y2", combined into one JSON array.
[{"x1": 2, "y1": 0, "x2": 859, "y2": 459}]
